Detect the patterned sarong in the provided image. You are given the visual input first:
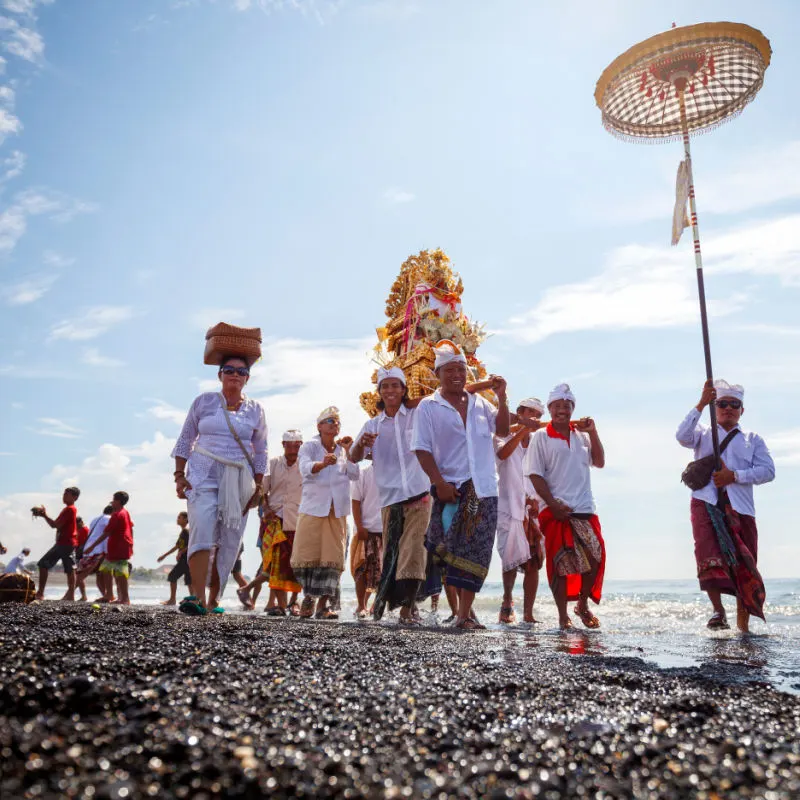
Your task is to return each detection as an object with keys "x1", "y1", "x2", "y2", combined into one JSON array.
[
  {"x1": 351, "y1": 532, "x2": 383, "y2": 591},
  {"x1": 269, "y1": 528, "x2": 301, "y2": 593},
  {"x1": 690, "y1": 496, "x2": 764, "y2": 620},
  {"x1": 423, "y1": 480, "x2": 498, "y2": 595},
  {"x1": 539, "y1": 507, "x2": 606, "y2": 605}
]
